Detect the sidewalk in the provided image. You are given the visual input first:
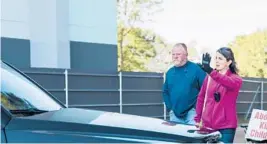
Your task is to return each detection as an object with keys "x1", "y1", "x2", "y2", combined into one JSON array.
[{"x1": 234, "y1": 127, "x2": 246, "y2": 143}]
